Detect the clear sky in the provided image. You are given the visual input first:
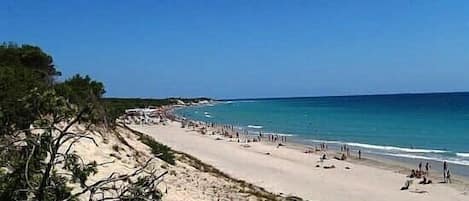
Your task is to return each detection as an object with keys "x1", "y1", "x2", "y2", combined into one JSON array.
[{"x1": 2, "y1": 1, "x2": 469, "y2": 99}]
